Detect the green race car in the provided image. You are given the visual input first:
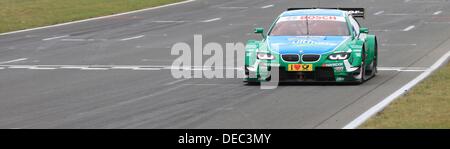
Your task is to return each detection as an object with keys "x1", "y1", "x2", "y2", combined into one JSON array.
[{"x1": 244, "y1": 8, "x2": 378, "y2": 84}]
